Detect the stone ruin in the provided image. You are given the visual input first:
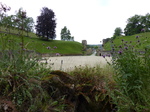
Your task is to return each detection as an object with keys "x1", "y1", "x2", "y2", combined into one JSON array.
[{"x1": 82, "y1": 40, "x2": 87, "y2": 51}]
